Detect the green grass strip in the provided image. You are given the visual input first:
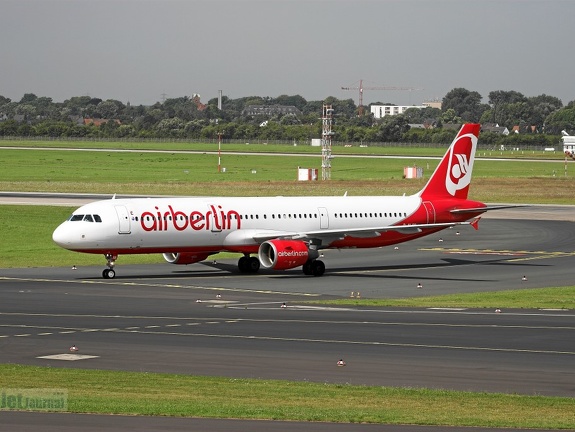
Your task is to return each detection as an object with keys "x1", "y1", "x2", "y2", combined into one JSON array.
[
  {"x1": 308, "y1": 286, "x2": 575, "y2": 310},
  {"x1": 0, "y1": 365, "x2": 573, "y2": 428}
]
